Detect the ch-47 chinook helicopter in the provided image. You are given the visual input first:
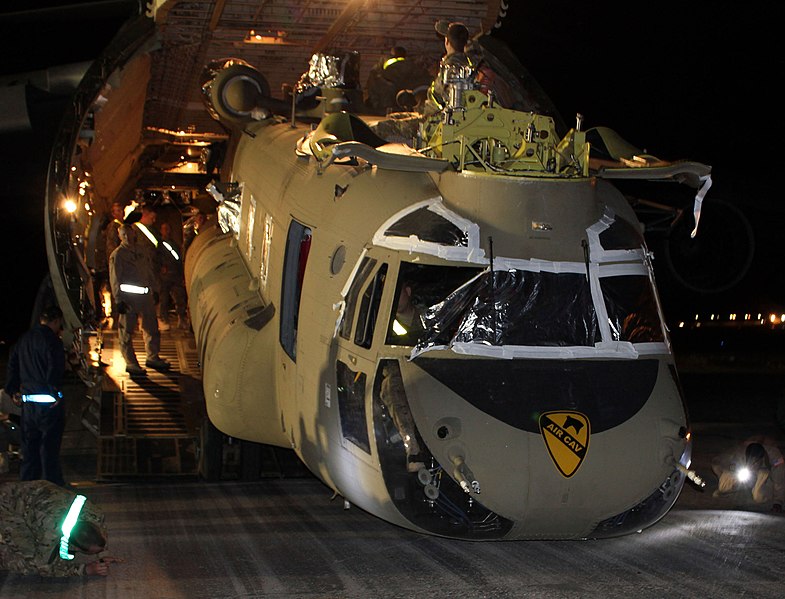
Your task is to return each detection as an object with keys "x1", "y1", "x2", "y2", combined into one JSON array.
[{"x1": 185, "y1": 31, "x2": 711, "y2": 540}]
